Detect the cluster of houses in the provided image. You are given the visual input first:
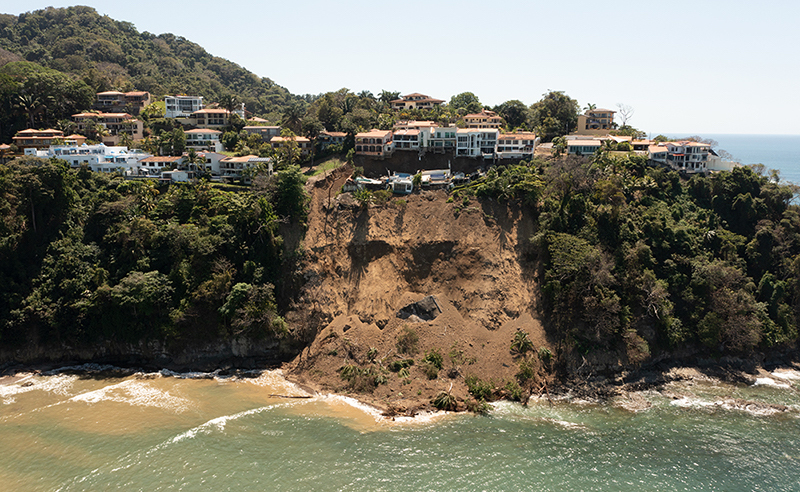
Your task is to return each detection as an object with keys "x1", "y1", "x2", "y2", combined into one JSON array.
[
  {"x1": 355, "y1": 93, "x2": 536, "y2": 160},
  {"x1": 8, "y1": 89, "x2": 740, "y2": 180},
  {"x1": 21, "y1": 137, "x2": 272, "y2": 182},
  {"x1": 561, "y1": 108, "x2": 739, "y2": 172}
]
